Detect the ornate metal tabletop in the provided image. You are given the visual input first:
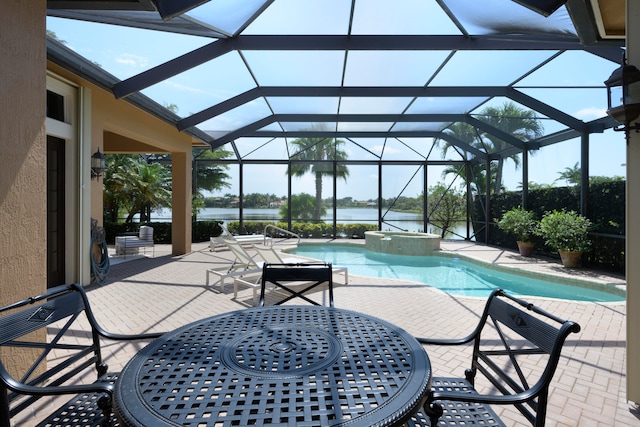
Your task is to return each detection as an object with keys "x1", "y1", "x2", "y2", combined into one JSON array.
[{"x1": 114, "y1": 306, "x2": 431, "y2": 427}]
